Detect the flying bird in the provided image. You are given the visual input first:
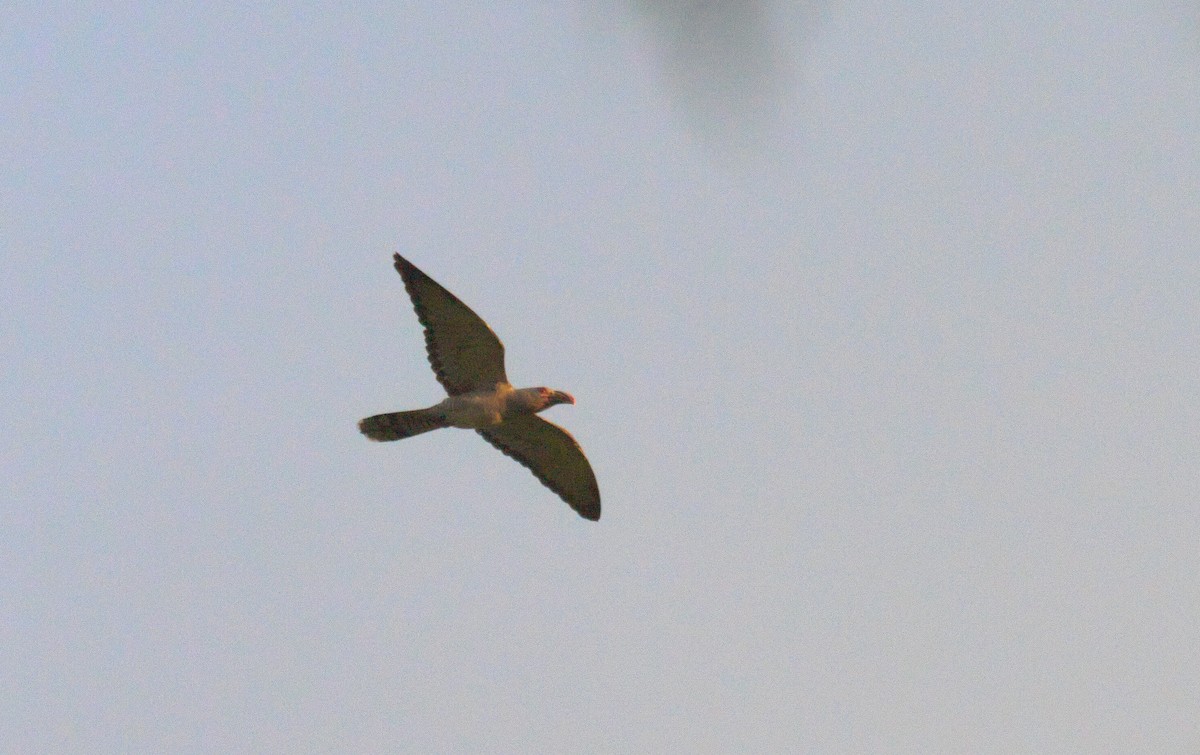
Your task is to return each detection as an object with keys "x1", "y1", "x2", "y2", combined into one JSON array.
[{"x1": 359, "y1": 254, "x2": 601, "y2": 521}]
